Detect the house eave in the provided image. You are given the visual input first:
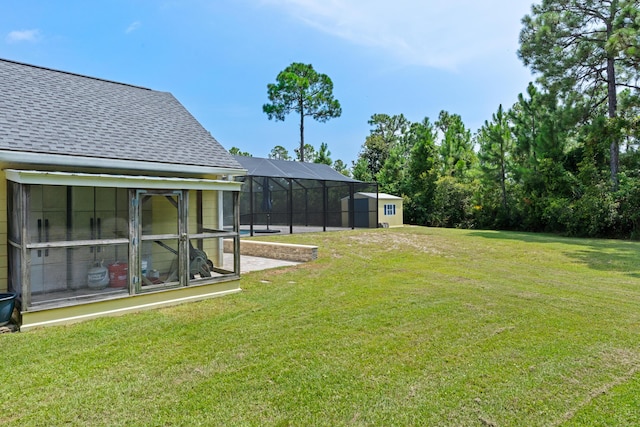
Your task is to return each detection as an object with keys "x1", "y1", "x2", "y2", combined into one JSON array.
[
  {"x1": 0, "y1": 150, "x2": 247, "y2": 178},
  {"x1": 5, "y1": 169, "x2": 245, "y2": 191}
]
